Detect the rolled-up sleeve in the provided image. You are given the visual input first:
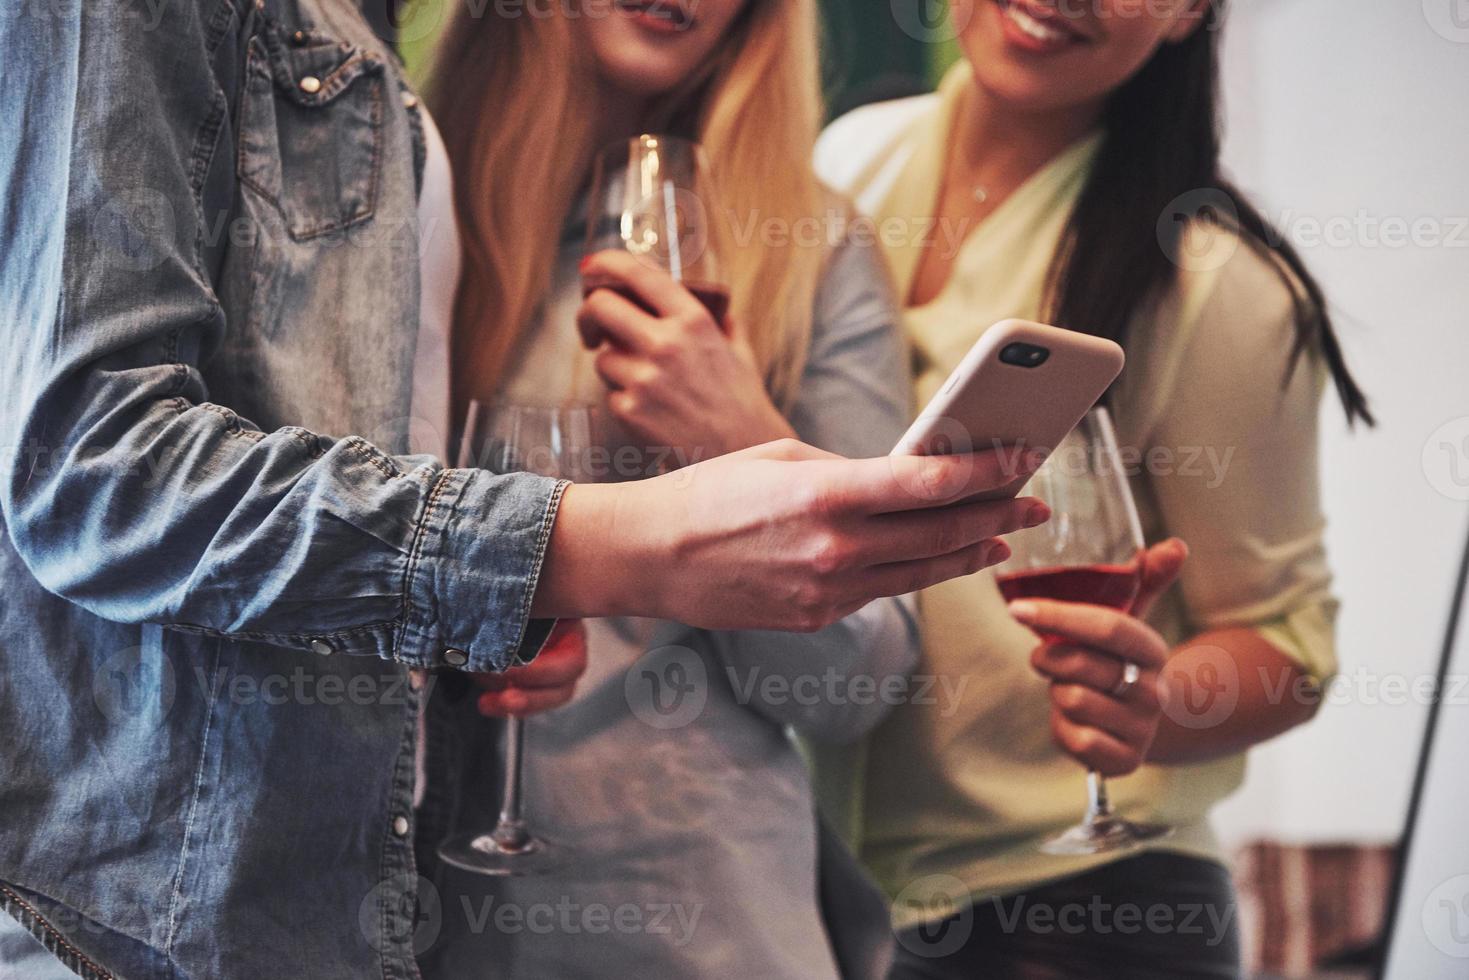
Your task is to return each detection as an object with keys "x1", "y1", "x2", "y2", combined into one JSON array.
[
  {"x1": 715, "y1": 227, "x2": 921, "y2": 743},
  {"x1": 1129, "y1": 237, "x2": 1340, "y2": 683},
  {"x1": 0, "y1": 2, "x2": 555, "y2": 673}
]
